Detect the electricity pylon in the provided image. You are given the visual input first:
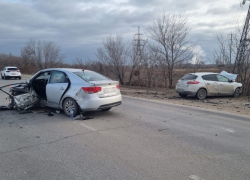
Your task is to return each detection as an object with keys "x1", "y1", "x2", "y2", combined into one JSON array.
[
  {"x1": 234, "y1": 0, "x2": 250, "y2": 75},
  {"x1": 134, "y1": 27, "x2": 147, "y2": 57}
]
